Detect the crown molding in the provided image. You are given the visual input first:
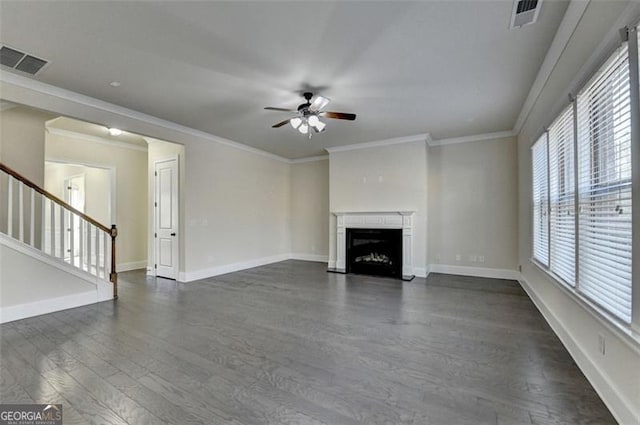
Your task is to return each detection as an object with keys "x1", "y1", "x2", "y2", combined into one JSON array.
[
  {"x1": 0, "y1": 99, "x2": 18, "y2": 112},
  {"x1": 324, "y1": 133, "x2": 430, "y2": 154},
  {"x1": 513, "y1": 0, "x2": 590, "y2": 134},
  {"x1": 47, "y1": 127, "x2": 148, "y2": 152},
  {"x1": 0, "y1": 71, "x2": 291, "y2": 163},
  {"x1": 428, "y1": 130, "x2": 516, "y2": 147},
  {"x1": 289, "y1": 155, "x2": 329, "y2": 164}
]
